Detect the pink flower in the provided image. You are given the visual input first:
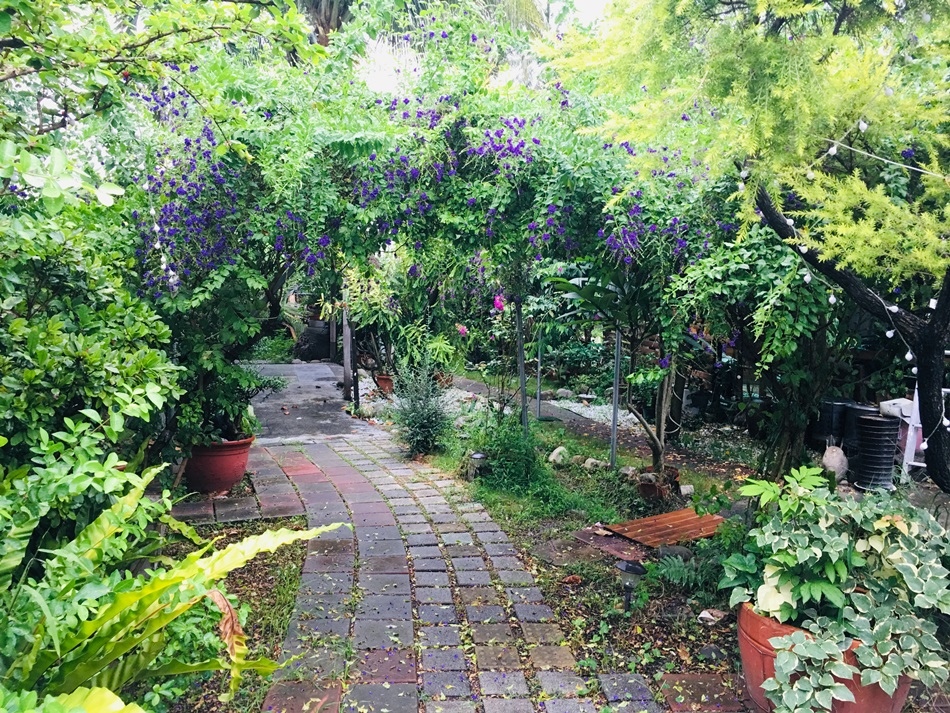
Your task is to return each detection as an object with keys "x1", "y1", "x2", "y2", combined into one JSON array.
[
  {"x1": 493, "y1": 294, "x2": 505, "y2": 312},
  {"x1": 457, "y1": 324, "x2": 468, "y2": 337}
]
